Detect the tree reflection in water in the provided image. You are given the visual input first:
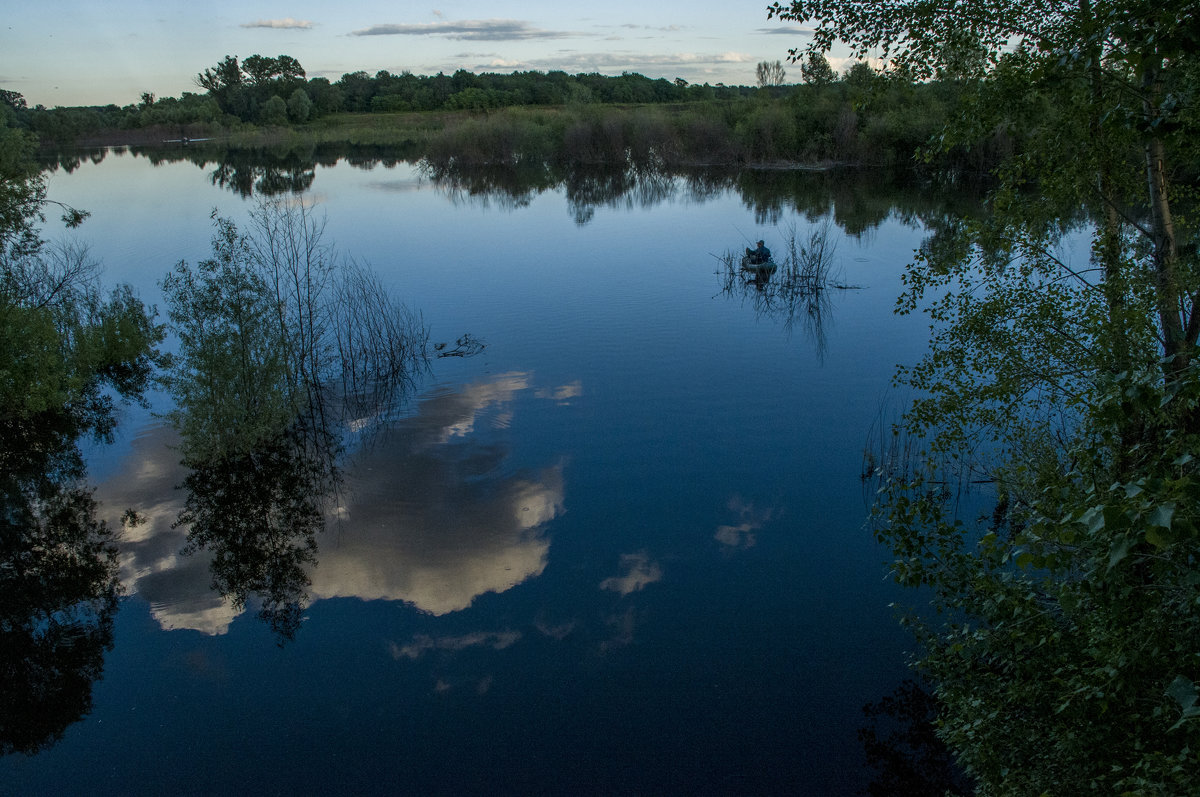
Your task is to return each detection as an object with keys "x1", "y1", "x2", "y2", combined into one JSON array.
[
  {"x1": 161, "y1": 198, "x2": 431, "y2": 641},
  {"x1": 1, "y1": 143, "x2": 162, "y2": 753},
  {"x1": 858, "y1": 680, "x2": 975, "y2": 797},
  {"x1": 716, "y1": 222, "x2": 855, "y2": 355},
  {"x1": 61, "y1": 144, "x2": 982, "y2": 242},
  {"x1": 0, "y1": 414, "x2": 120, "y2": 756}
]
